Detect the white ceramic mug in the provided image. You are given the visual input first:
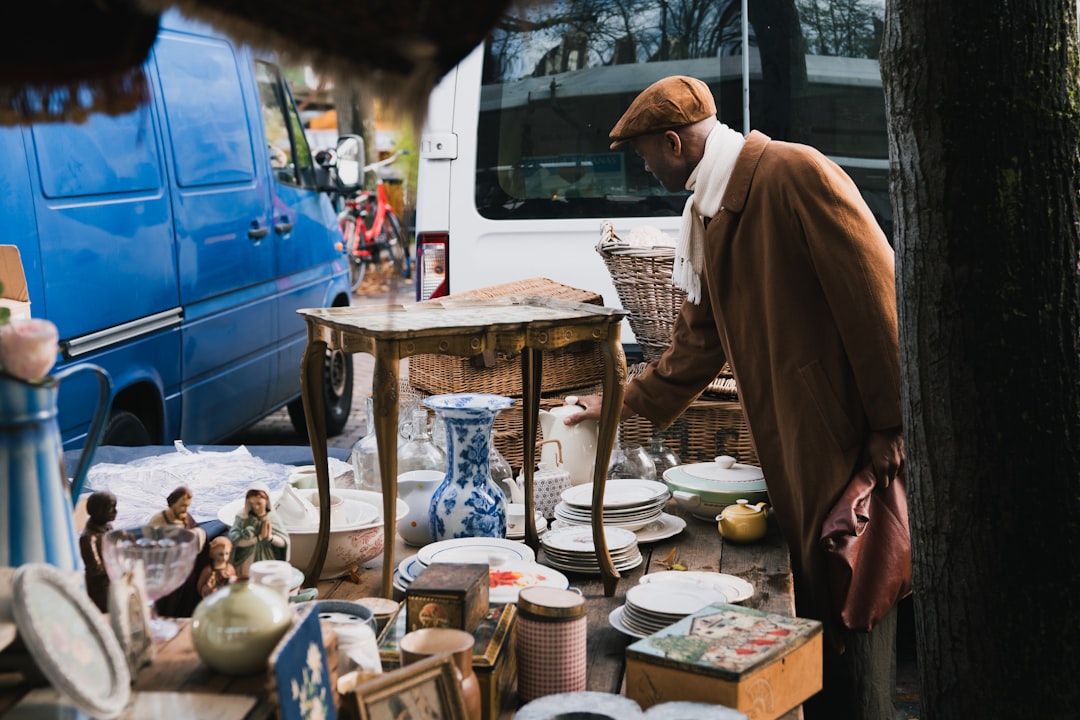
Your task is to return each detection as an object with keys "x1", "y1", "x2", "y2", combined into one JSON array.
[
  {"x1": 308, "y1": 490, "x2": 350, "y2": 527},
  {"x1": 505, "y1": 502, "x2": 527, "y2": 536}
]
